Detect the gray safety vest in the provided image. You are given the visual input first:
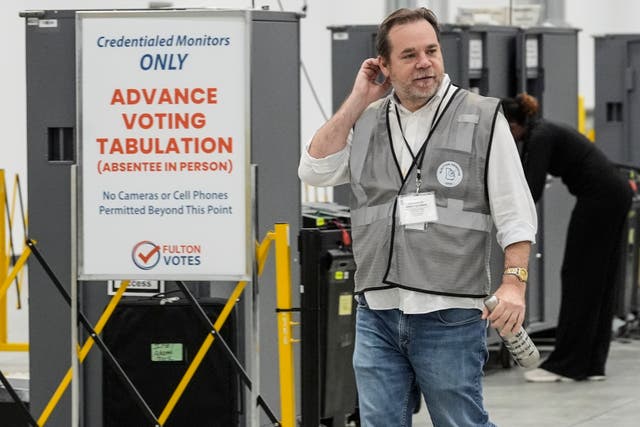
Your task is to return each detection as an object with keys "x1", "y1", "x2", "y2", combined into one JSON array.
[{"x1": 349, "y1": 88, "x2": 500, "y2": 297}]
